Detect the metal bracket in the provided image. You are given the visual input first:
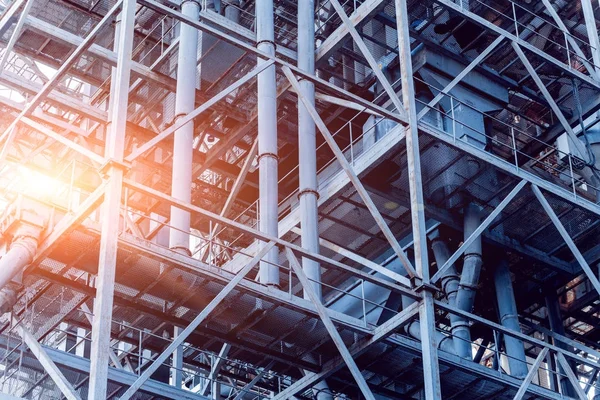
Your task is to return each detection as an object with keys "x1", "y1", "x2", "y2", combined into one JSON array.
[{"x1": 99, "y1": 158, "x2": 131, "y2": 178}]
